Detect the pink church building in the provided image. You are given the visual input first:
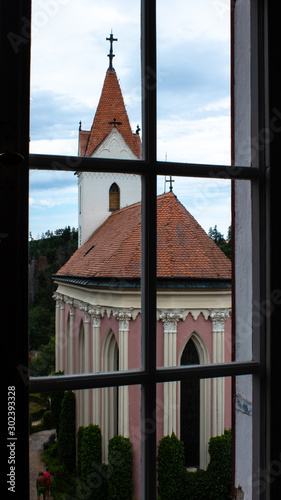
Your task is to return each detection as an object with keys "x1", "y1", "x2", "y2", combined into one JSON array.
[{"x1": 53, "y1": 36, "x2": 232, "y2": 499}]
